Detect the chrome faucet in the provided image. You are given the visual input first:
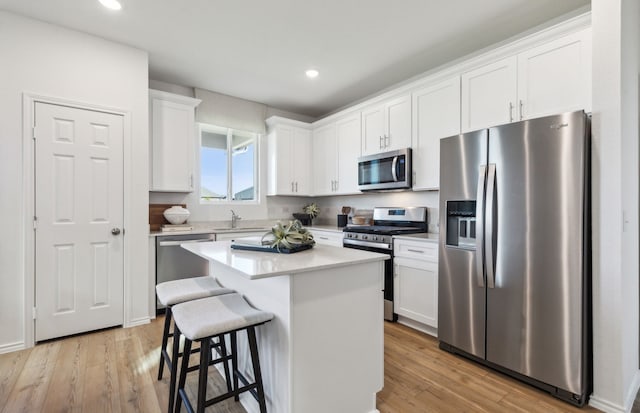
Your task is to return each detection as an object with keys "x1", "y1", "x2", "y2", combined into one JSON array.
[{"x1": 231, "y1": 209, "x2": 241, "y2": 228}]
